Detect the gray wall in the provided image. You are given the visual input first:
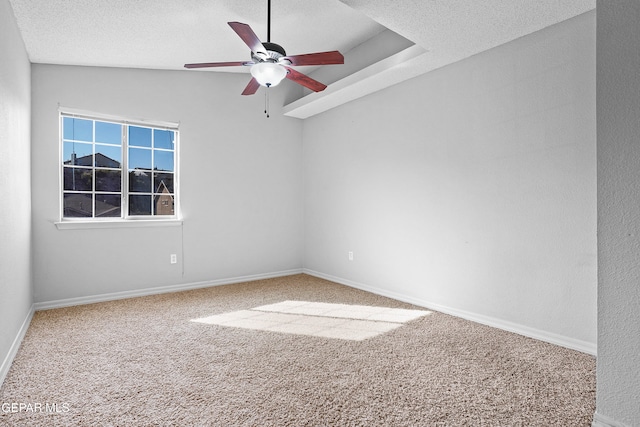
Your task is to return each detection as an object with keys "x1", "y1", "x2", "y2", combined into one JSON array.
[
  {"x1": 31, "y1": 65, "x2": 303, "y2": 303},
  {"x1": 0, "y1": 0, "x2": 33, "y2": 380},
  {"x1": 596, "y1": 1, "x2": 640, "y2": 425},
  {"x1": 303, "y1": 11, "x2": 596, "y2": 351}
]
